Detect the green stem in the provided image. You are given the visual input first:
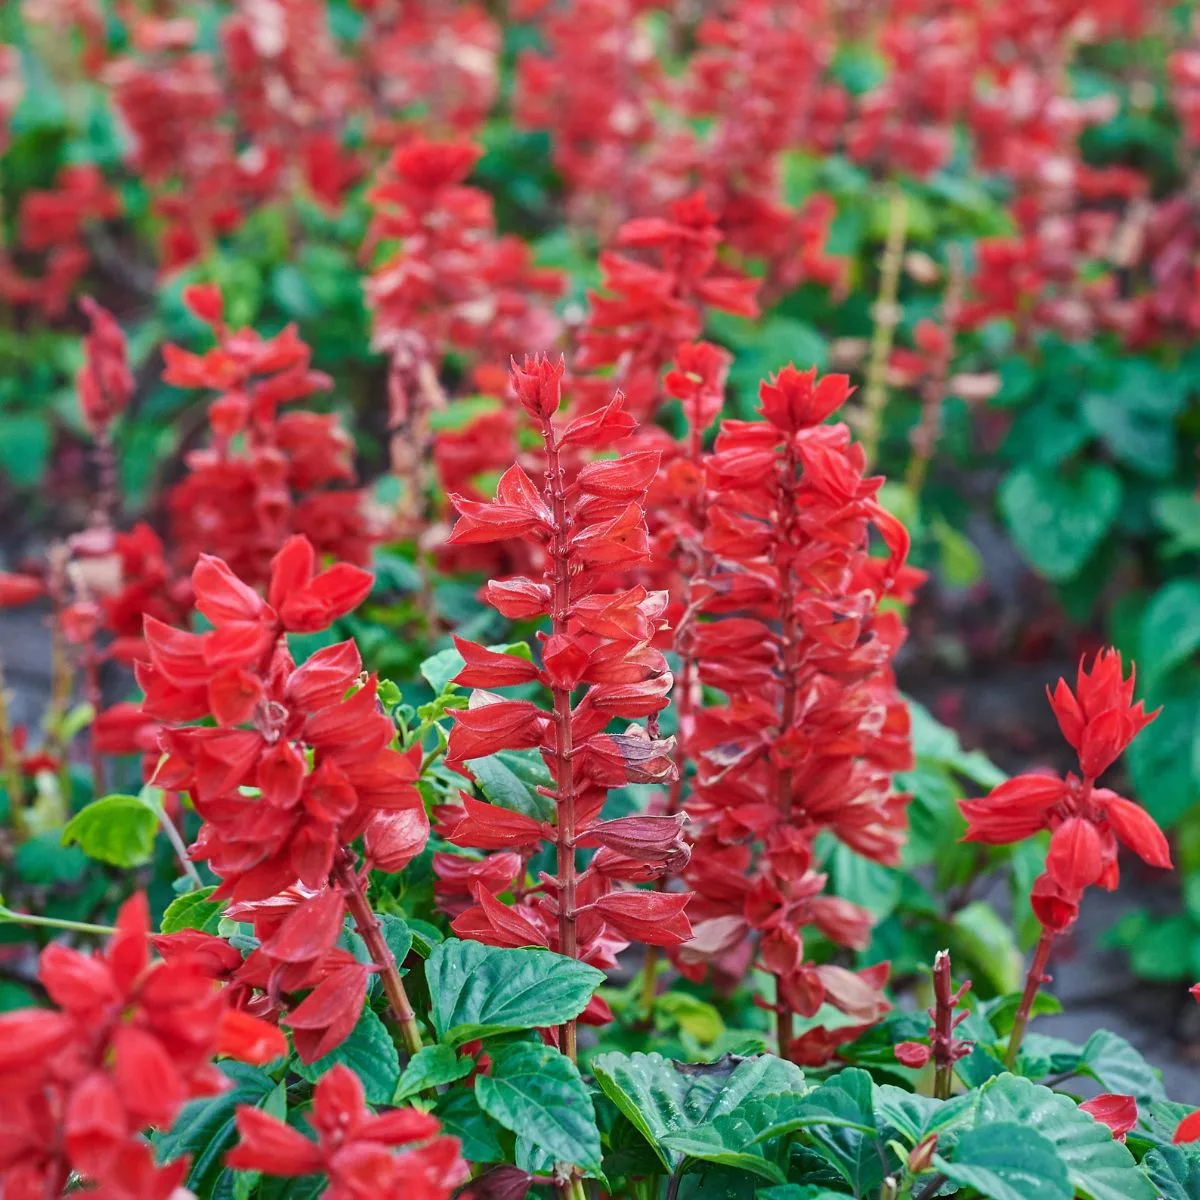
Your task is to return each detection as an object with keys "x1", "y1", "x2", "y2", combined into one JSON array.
[{"x1": 0, "y1": 910, "x2": 116, "y2": 936}]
